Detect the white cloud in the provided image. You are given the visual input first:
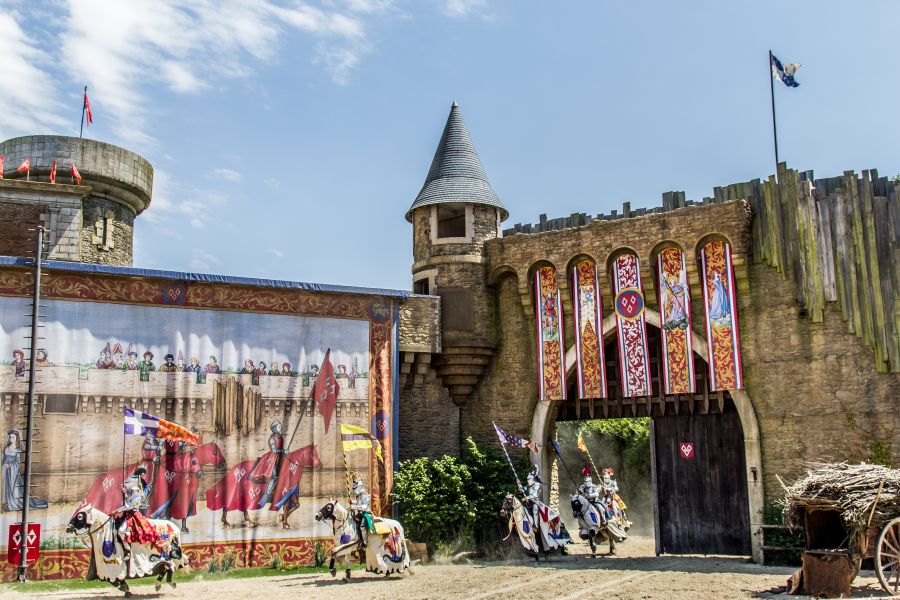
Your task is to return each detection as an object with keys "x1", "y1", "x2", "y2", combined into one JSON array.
[
  {"x1": 144, "y1": 168, "x2": 227, "y2": 226},
  {"x1": 442, "y1": 0, "x2": 487, "y2": 17},
  {"x1": 190, "y1": 218, "x2": 205, "y2": 229},
  {"x1": 266, "y1": 248, "x2": 284, "y2": 258},
  {"x1": 190, "y1": 248, "x2": 220, "y2": 271},
  {"x1": 210, "y1": 168, "x2": 242, "y2": 182}
]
